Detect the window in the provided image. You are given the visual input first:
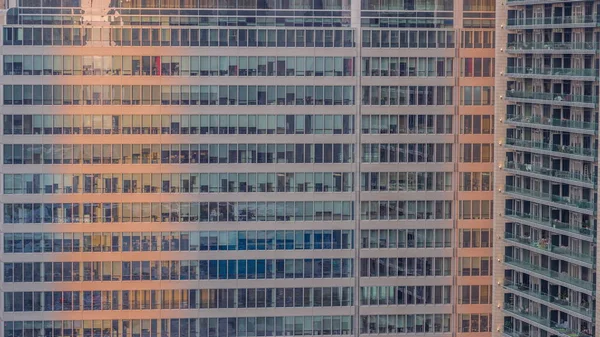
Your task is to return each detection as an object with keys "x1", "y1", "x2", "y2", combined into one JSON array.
[
  {"x1": 3, "y1": 85, "x2": 355, "y2": 106},
  {"x1": 362, "y1": 57, "x2": 453, "y2": 77},
  {"x1": 360, "y1": 200, "x2": 453, "y2": 220},
  {"x1": 4, "y1": 55, "x2": 355, "y2": 77},
  {"x1": 460, "y1": 144, "x2": 493, "y2": 163},
  {"x1": 458, "y1": 257, "x2": 492, "y2": 276},
  {"x1": 4, "y1": 230, "x2": 354, "y2": 253},
  {"x1": 460, "y1": 229, "x2": 493, "y2": 248},
  {"x1": 360, "y1": 285, "x2": 451, "y2": 305},
  {"x1": 361, "y1": 172, "x2": 453, "y2": 191},
  {"x1": 460, "y1": 86, "x2": 494, "y2": 105},
  {"x1": 361, "y1": 143, "x2": 453, "y2": 163},
  {"x1": 361, "y1": 114, "x2": 452, "y2": 134},
  {"x1": 360, "y1": 229, "x2": 452, "y2": 248},
  {"x1": 458, "y1": 200, "x2": 493, "y2": 220},
  {"x1": 460, "y1": 115, "x2": 493, "y2": 134},
  {"x1": 4, "y1": 27, "x2": 355, "y2": 48},
  {"x1": 362, "y1": 86, "x2": 453, "y2": 106},
  {"x1": 461, "y1": 30, "x2": 494, "y2": 48},
  {"x1": 4, "y1": 172, "x2": 354, "y2": 194},
  {"x1": 3, "y1": 201, "x2": 354, "y2": 224},
  {"x1": 360, "y1": 257, "x2": 452, "y2": 277},
  {"x1": 459, "y1": 172, "x2": 493, "y2": 191},
  {"x1": 460, "y1": 314, "x2": 491, "y2": 333},
  {"x1": 4, "y1": 143, "x2": 355, "y2": 165},
  {"x1": 4, "y1": 258, "x2": 354, "y2": 282},
  {"x1": 460, "y1": 58, "x2": 494, "y2": 77},
  {"x1": 458, "y1": 285, "x2": 492, "y2": 304},
  {"x1": 362, "y1": 29, "x2": 455, "y2": 49}
]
